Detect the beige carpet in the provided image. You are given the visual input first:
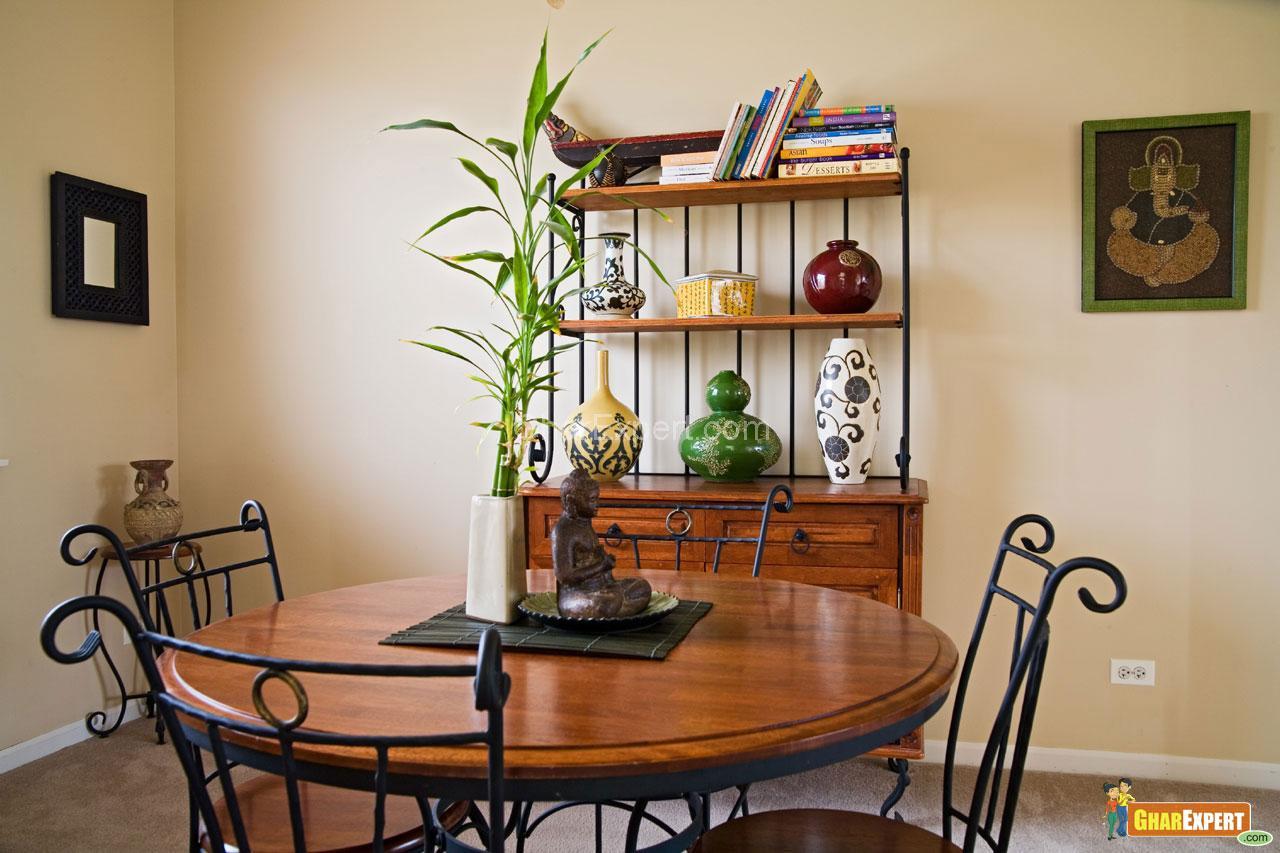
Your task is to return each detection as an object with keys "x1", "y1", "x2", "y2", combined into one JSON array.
[{"x1": 0, "y1": 719, "x2": 1274, "y2": 851}]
